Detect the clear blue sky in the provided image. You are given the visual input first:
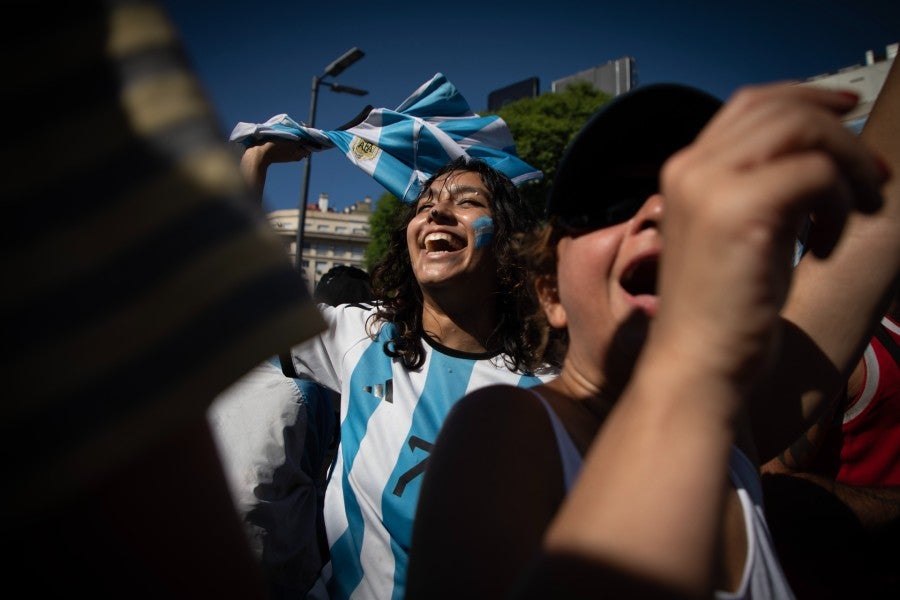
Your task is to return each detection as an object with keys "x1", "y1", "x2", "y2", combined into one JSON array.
[{"x1": 162, "y1": 0, "x2": 898, "y2": 214}]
